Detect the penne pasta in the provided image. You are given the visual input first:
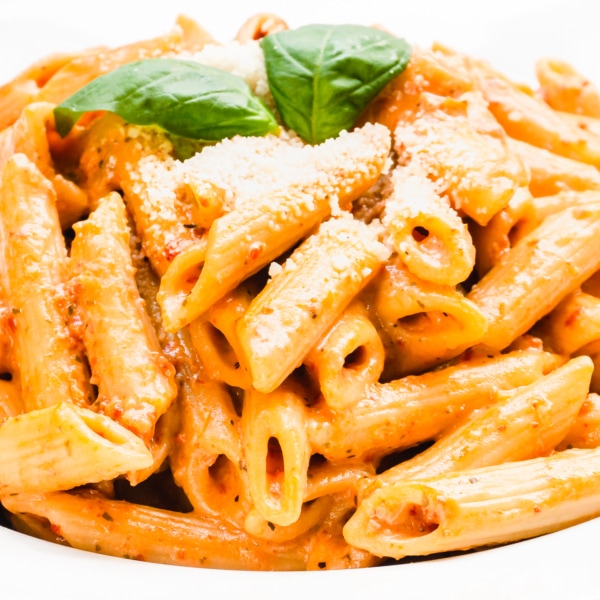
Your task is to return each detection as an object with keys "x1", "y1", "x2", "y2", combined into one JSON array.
[
  {"x1": 237, "y1": 215, "x2": 389, "y2": 393},
  {"x1": 158, "y1": 123, "x2": 391, "y2": 331},
  {"x1": 535, "y1": 58, "x2": 600, "y2": 117},
  {"x1": 306, "y1": 349, "x2": 563, "y2": 462},
  {"x1": 507, "y1": 137, "x2": 600, "y2": 197},
  {"x1": 394, "y1": 91, "x2": 529, "y2": 226},
  {"x1": 235, "y1": 12, "x2": 289, "y2": 41},
  {"x1": 469, "y1": 186, "x2": 538, "y2": 277},
  {"x1": 369, "y1": 355, "x2": 592, "y2": 486},
  {"x1": 478, "y1": 72, "x2": 600, "y2": 168},
  {"x1": 372, "y1": 258, "x2": 488, "y2": 377},
  {"x1": 536, "y1": 289, "x2": 600, "y2": 356},
  {"x1": 303, "y1": 299, "x2": 385, "y2": 410},
  {"x1": 170, "y1": 376, "x2": 249, "y2": 524},
  {"x1": 0, "y1": 379, "x2": 22, "y2": 424},
  {"x1": 0, "y1": 154, "x2": 92, "y2": 411},
  {"x1": 241, "y1": 383, "x2": 311, "y2": 526},
  {"x1": 0, "y1": 403, "x2": 152, "y2": 495},
  {"x1": 468, "y1": 203, "x2": 600, "y2": 351},
  {"x1": 558, "y1": 393, "x2": 600, "y2": 451},
  {"x1": 3, "y1": 11, "x2": 600, "y2": 573},
  {"x1": 1, "y1": 490, "x2": 307, "y2": 570},
  {"x1": 344, "y1": 446, "x2": 600, "y2": 560},
  {"x1": 70, "y1": 192, "x2": 178, "y2": 442},
  {"x1": 187, "y1": 281, "x2": 256, "y2": 389},
  {"x1": 382, "y1": 164, "x2": 475, "y2": 286}
]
